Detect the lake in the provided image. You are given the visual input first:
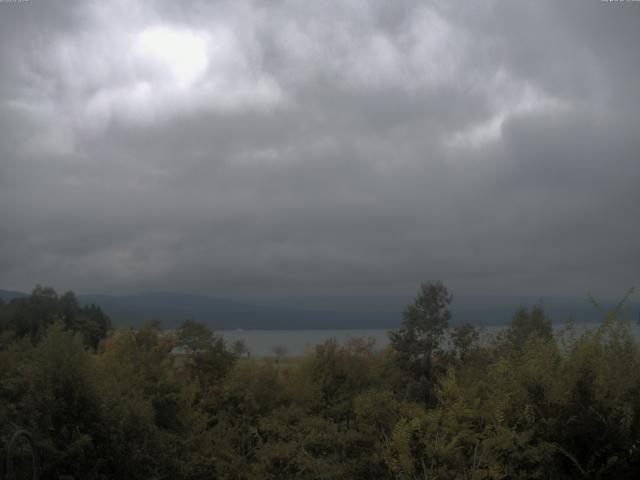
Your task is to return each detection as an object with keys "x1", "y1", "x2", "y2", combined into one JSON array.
[
  {"x1": 218, "y1": 329, "x2": 391, "y2": 357},
  {"x1": 218, "y1": 322, "x2": 637, "y2": 357}
]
